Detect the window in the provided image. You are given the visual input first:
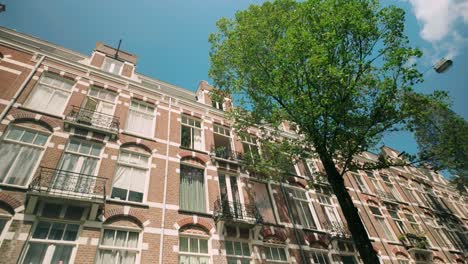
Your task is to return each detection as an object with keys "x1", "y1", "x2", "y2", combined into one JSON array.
[
  {"x1": 180, "y1": 164, "x2": 206, "y2": 213},
  {"x1": 318, "y1": 195, "x2": 341, "y2": 231},
  {"x1": 21, "y1": 221, "x2": 79, "y2": 264},
  {"x1": 225, "y1": 240, "x2": 250, "y2": 264},
  {"x1": 309, "y1": 250, "x2": 330, "y2": 264},
  {"x1": 264, "y1": 246, "x2": 288, "y2": 263},
  {"x1": 111, "y1": 151, "x2": 149, "y2": 203},
  {"x1": 79, "y1": 86, "x2": 117, "y2": 128},
  {"x1": 125, "y1": 101, "x2": 155, "y2": 138},
  {"x1": 212, "y1": 99, "x2": 224, "y2": 111},
  {"x1": 97, "y1": 229, "x2": 140, "y2": 264},
  {"x1": 218, "y1": 173, "x2": 242, "y2": 217},
  {"x1": 179, "y1": 236, "x2": 209, "y2": 264},
  {"x1": 403, "y1": 211, "x2": 421, "y2": 233},
  {"x1": 380, "y1": 174, "x2": 402, "y2": 201},
  {"x1": 24, "y1": 72, "x2": 74, "y2": 115},
  {"x1": 386, "y1": 205, "x2": 407, "y2": 235},
  {"x1": 212, "y1": 124, "x2": 232, "y2": 159},
  {"x1": 40, "y1": 202, "x2": 85, "y2": 221},
  {"x1": 241, "y1": 134, "x2": 259, "y2": 160},
  {"x1": 286, "y1": 187, "x2": 316, "y2": 229},
  {"x1": 53, "y1": 139, "x2": 102, "y2": 194},
  {"x1": 102, "y1": 57, "x2": 124, "y2": 75},
  {"x1": 351, "y1": 172, "x2": 369, "y2": 193},
  {"x1": 181, "y1": 115, "x2": 202, "y2": 150},
  {"x1": 0, "y1": 126, "x2": 49, "y2": 186},
  {"x1": 369, "y1": 205, "x2": 395, "y2": 241}
]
